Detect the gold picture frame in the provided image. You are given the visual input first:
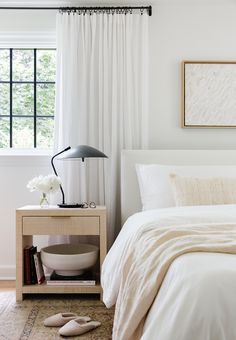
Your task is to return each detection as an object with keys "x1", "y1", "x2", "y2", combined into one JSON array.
[{"x1": 182, "y1": 61, "x2": 236, "y2": 128}]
